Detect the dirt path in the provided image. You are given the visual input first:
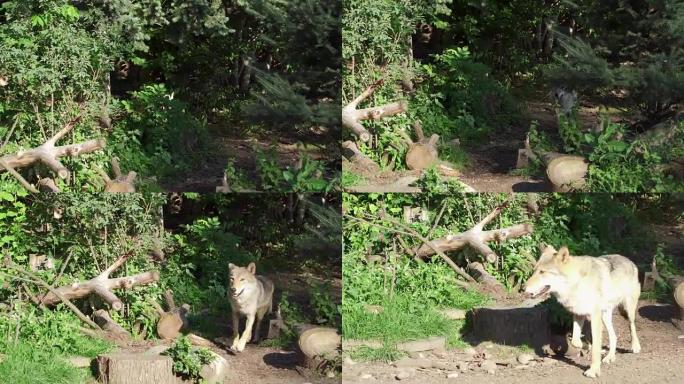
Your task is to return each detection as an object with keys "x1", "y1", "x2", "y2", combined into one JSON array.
[
  {"x1": 162, "y1": 126, "x2": 326, "y2": 192},
  {"x1": 342, "y1": 301, "x2": 683, "y2": 384}
]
